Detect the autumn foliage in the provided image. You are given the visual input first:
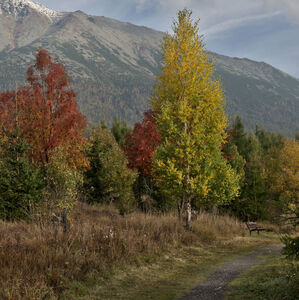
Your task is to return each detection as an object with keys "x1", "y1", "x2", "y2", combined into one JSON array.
[
  {"x1": 0, "y1": 49, "x2": 87, "y2": 167},
  {"x1": 125, "y1": 110, "x2": 161, "y2": 177}
]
